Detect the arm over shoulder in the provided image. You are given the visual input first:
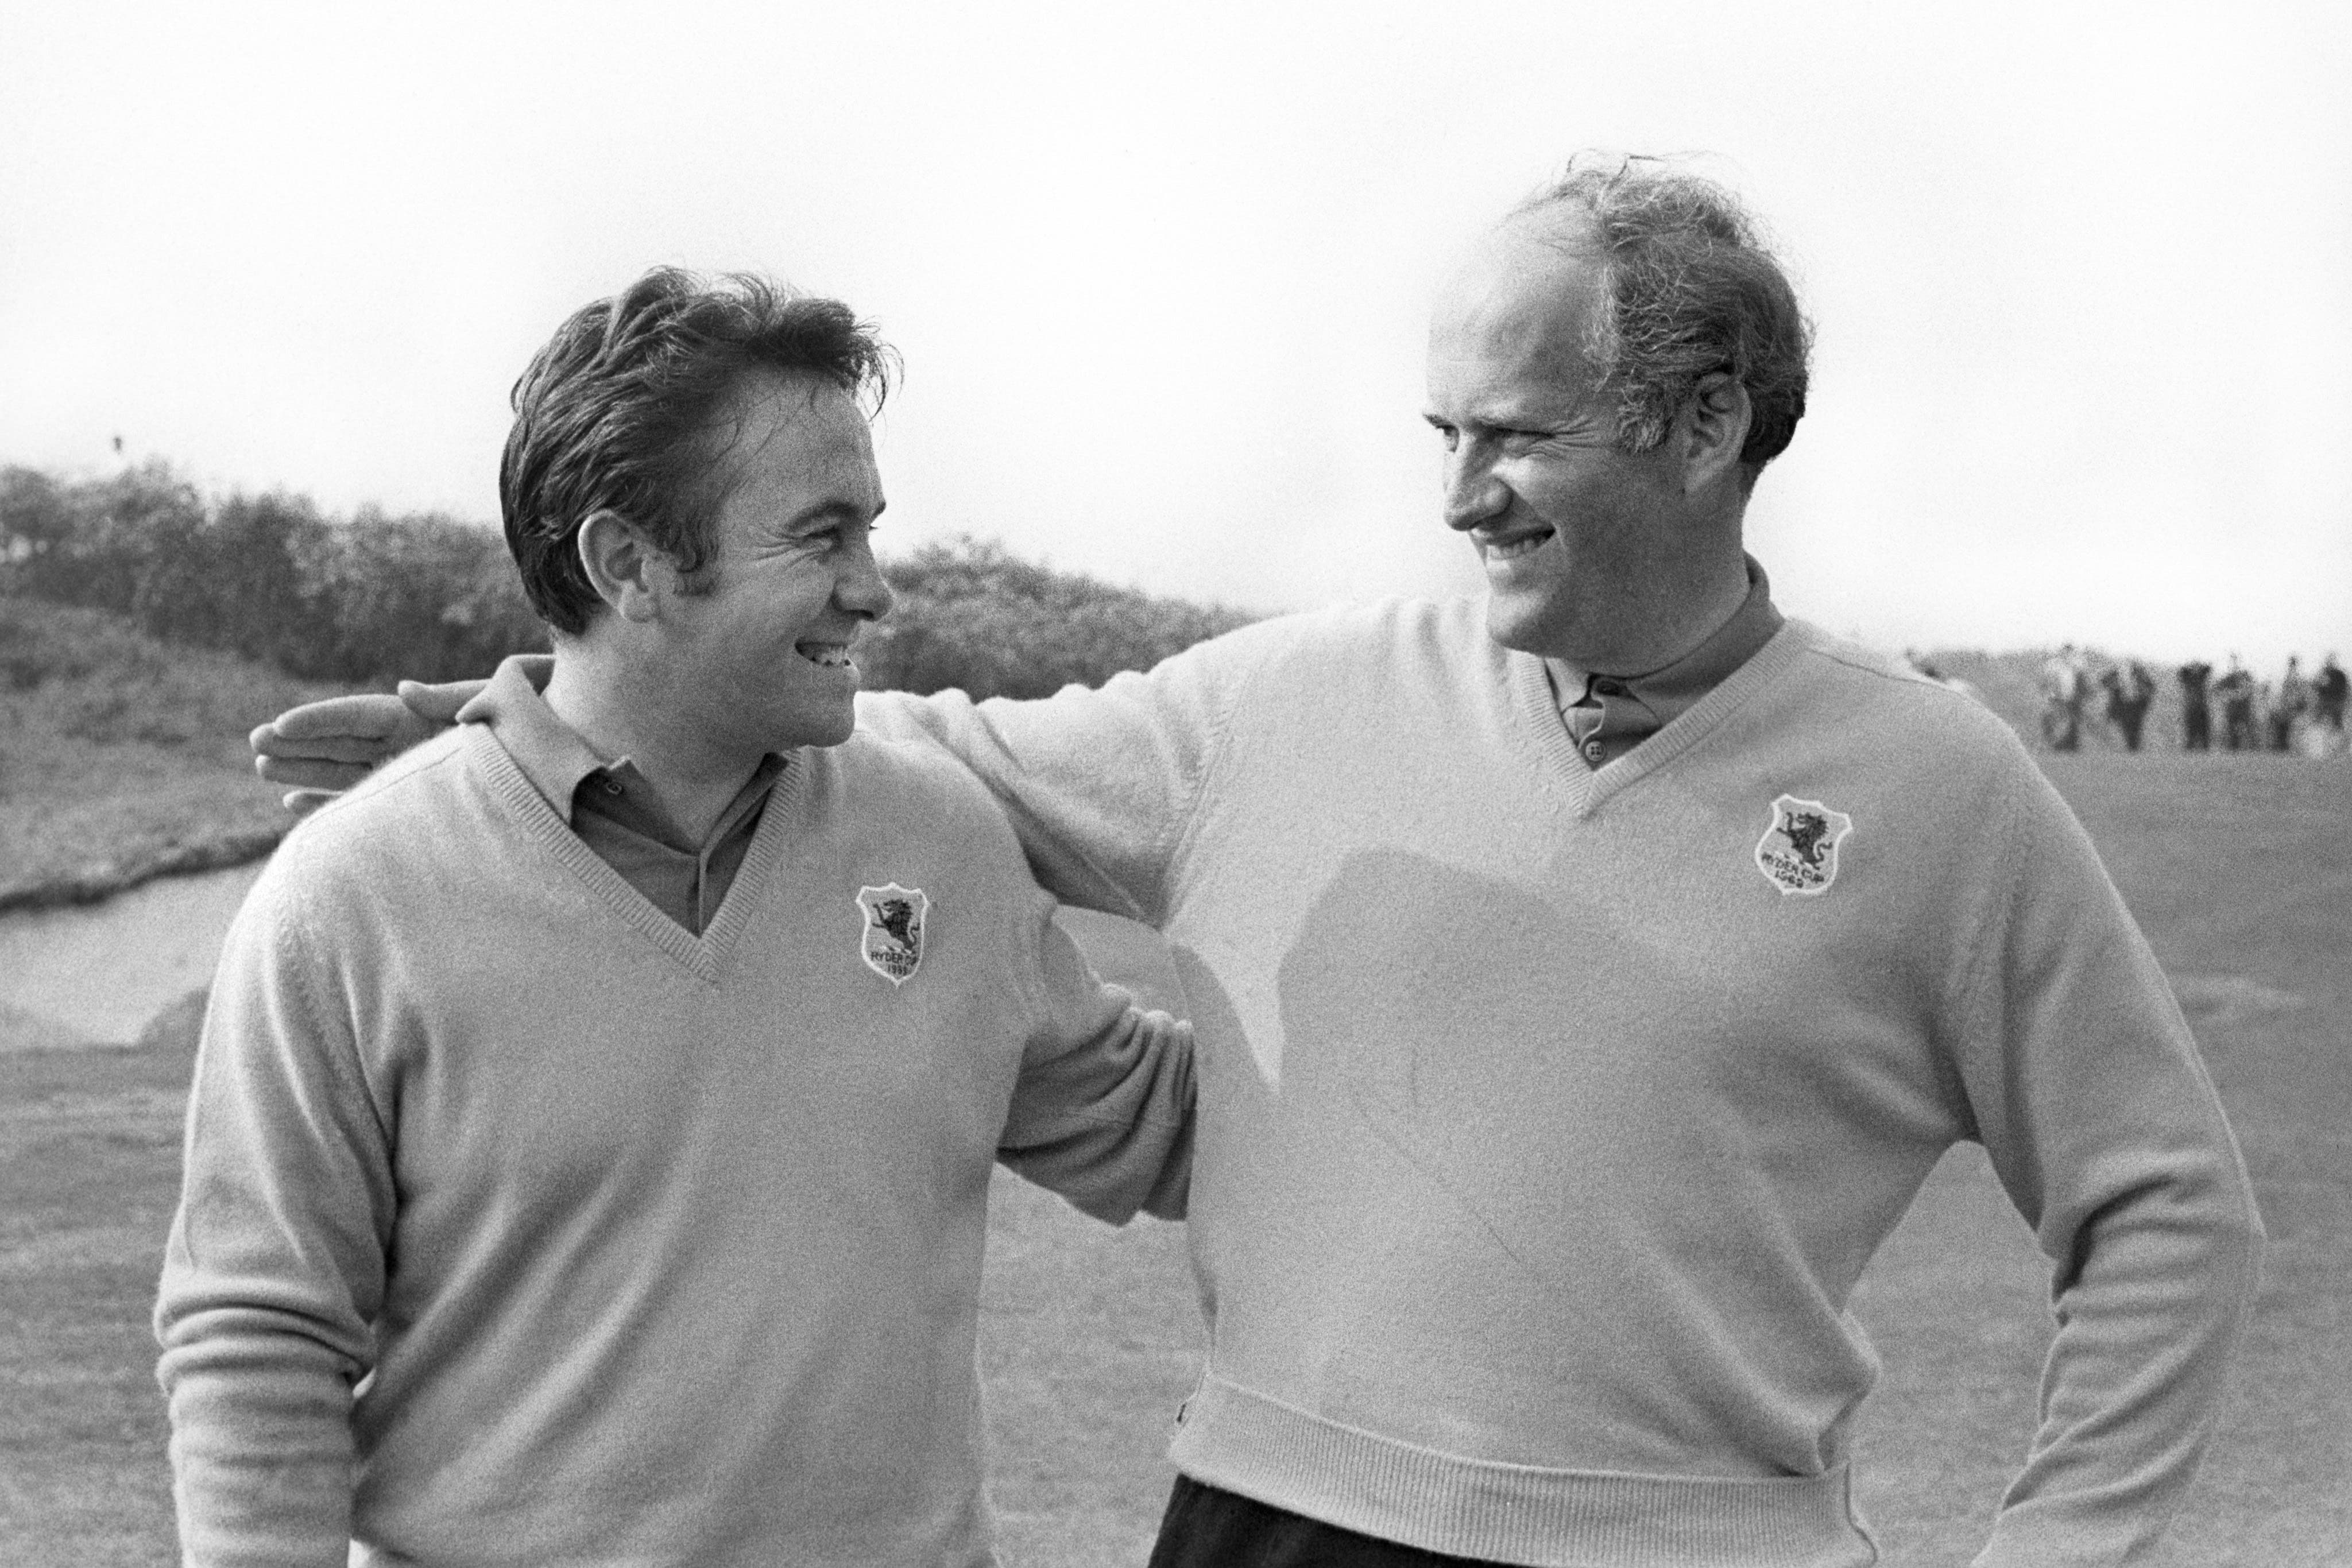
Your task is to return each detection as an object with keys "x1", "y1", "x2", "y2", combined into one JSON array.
[{"x1": 856, "y1": 616, "x2": 1288, "y2": 923}]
